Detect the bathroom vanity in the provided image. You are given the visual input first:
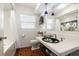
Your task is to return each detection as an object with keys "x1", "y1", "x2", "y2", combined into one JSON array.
[{"x1": 36, "y1": 37, "x2": 79, "y2": 56}]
